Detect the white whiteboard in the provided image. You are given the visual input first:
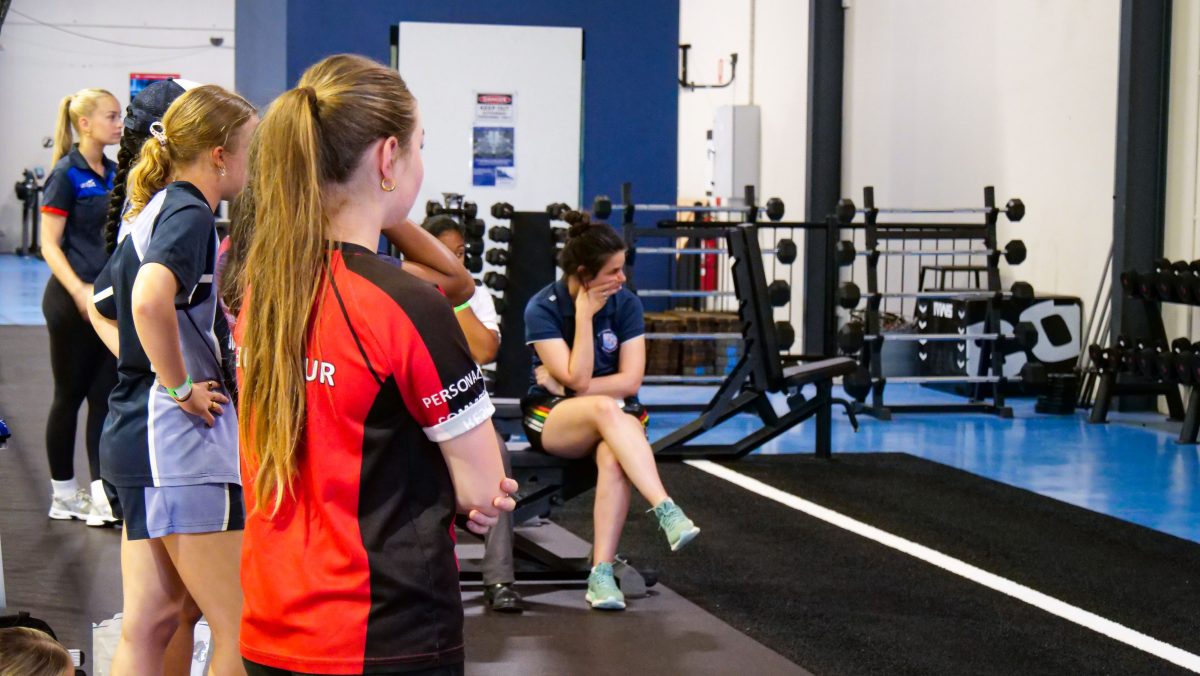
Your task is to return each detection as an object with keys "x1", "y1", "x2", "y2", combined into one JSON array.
[{"x1": 397, "y1": 22, "x2": 583, "y2": 218}]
